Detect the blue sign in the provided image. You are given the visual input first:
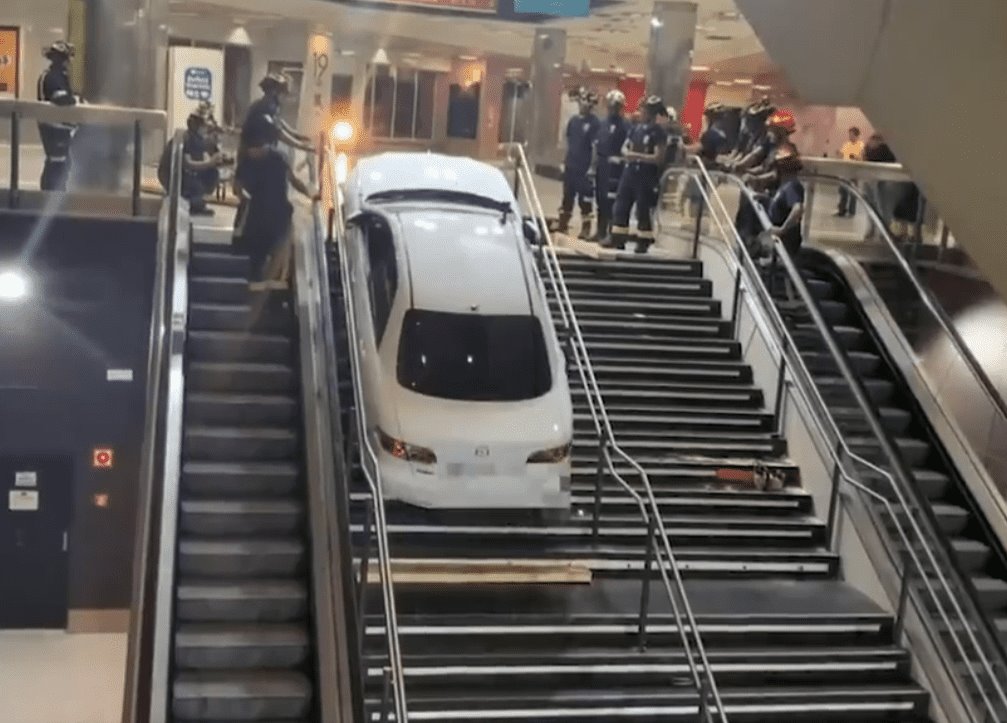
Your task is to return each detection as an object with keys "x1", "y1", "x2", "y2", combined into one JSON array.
[
  {"x1": 513, "y1": 0, "x2": 588, "y2": 16},
  {"x1": 184, "y1": 67, "x2": 212, "y2": 101}
]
